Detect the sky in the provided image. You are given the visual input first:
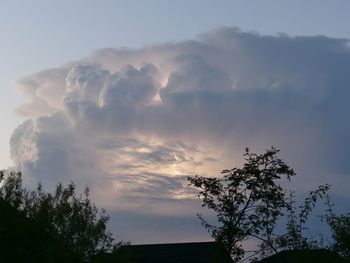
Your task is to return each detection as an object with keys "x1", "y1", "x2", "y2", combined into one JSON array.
[{"x1": 1, "y1": 0, "x2": 350, "y2": 244}]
